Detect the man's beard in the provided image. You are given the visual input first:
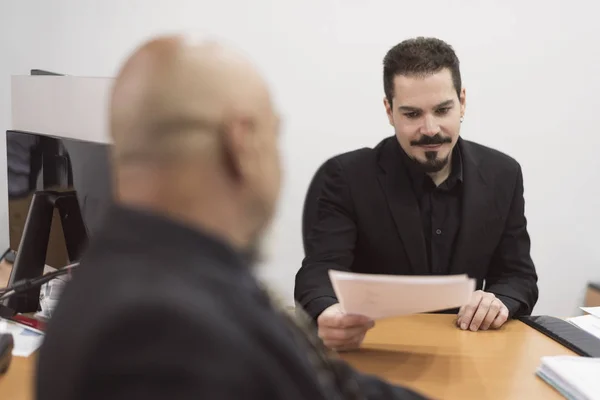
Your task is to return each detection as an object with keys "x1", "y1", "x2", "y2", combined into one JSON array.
[
  {"x1": 408, "y1": 133, "x2": 452, "y2": 173},
  {"x1": 413, "y1": 150, "x2": 450, "y2": 173}
]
